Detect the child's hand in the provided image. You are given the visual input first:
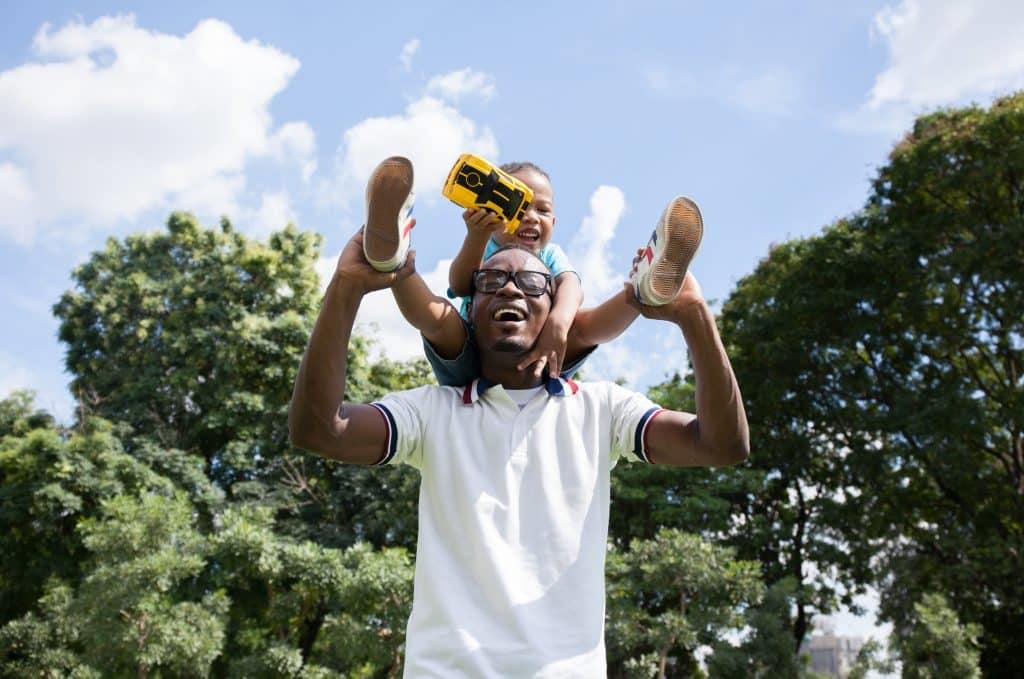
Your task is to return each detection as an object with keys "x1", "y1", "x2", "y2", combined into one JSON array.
[
  {"x1": 517, "y1": 319, "x2": 569, "y2": 380},
  {"x1": 462, "y1": 207, "x2": 505, "y2": 236},
  {"x1": 630, "y1": 247, "x2": 645, "y2": 275}
]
